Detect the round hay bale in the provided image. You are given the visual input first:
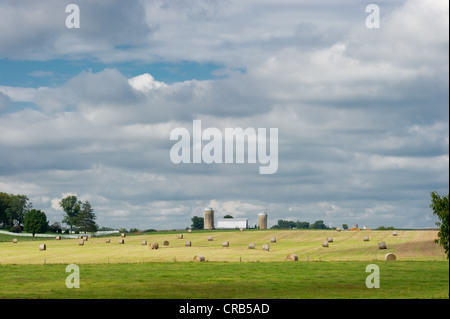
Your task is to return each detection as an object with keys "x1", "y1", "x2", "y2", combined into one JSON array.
[
  {"x1": 13, "y1": 238, "x2": 18, "y2": 244},
  {"x1": 286, "y1": 254, "x2": 298, "y2": 261},
  {"x1": 270, "y1": 237, "x2": 276, "y2": 243},
  {"x1": 322, "y1": 241, "x2": 329, "y2": 247},
  {"x1": 240, "y1": 228, "x2": 244, "y2": 231},
  {"x1": 39, "y1": 243, "x2": 46, "y2": 251},
  {"x1": 105, "y1": 238, "x2": 110, "y2": 243},
  {"x1": 83, "y1": 236, "x2": 88, "y2": 241},
  {"x1": 363, "y1": 236, "x2": 370, "y2": 241},
  {"x1": 178, "y1": 234, "x2": 183, "y2": 239},
  {"x1": 336, "y1": 227, "x2": 341, "y2": 232},
  {"x1": 121, "y1": 233, "x2": 126, "y2": 238},
  {"x1": 142, "y1": 240, "x2": 147, "y2": 245},
  {"x1": 385, "y1": 253, "x2": 397, "y2": 261},
  {"x1": 193, "y1": 255, "x2": 205, "y2": 262},
  {"x1": 248, "y1": 242, "x2": 256, "y2": 249},
  {"x1": 327, "y1": 237, "x2": 333, "y2": 243},
  {"x1": 378, "y1": 241, "x2": 387, "y2": 249},
  {"x1": 222, "y1": 241, "x2": 229, "y2": 247},
  {"x1": 392, "y1": 231, "x2": 398, "y2": 236},
  {"x1": 150, "y1": 242, "x2": 159, "y2": 250},
  {"x1": 188, "y1": 229, "x2": 192, "y2": 233},
  {"x1": 118, "y1": 239, "x2": 124, "y2": 244},
  {"x1": 207, "y1": 236, "x2": 213, "y2": 241},
  {"x1": 56, "y1": 236, "x2": 61, "y2": 240},
  {"x1": 163, "y1": 240, "x2": 169, "y2": 246},
  {"x1": 185, "y1": 241, "x2": 191, "y2": 247},
  {"x1": 78, "y1": 240, "x2": 84, "y2": 246},
  {"x1": 262, "y1": 244, "x2": 270, "y2": 251}
]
